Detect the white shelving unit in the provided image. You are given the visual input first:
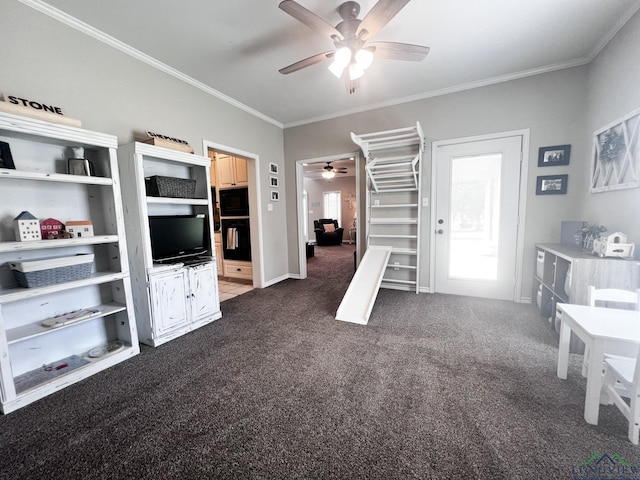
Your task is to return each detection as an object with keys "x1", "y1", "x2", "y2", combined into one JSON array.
[
  {"x1": 351, "y1": 122, "x2": 425, "y2": 293},
  {"x1": 118, "y1": 142, "x2": 222, "y2": 347},
  {"x1": 0, "y1": 112, "x2": 140, "y2": 414}
]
